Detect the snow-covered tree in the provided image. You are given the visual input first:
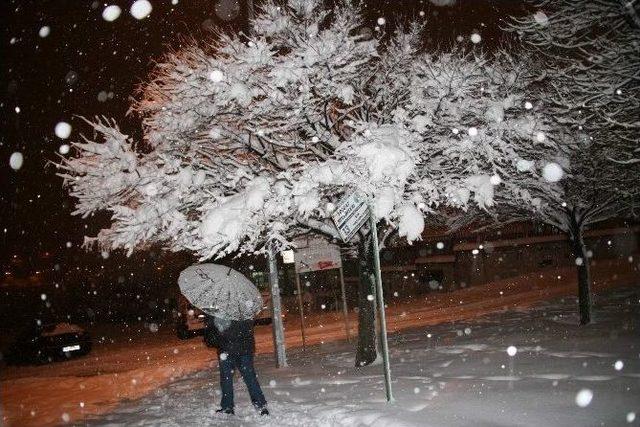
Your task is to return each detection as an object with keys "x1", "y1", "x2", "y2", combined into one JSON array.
[
  {"x1": 399, "y1": 51, "x2": 563, "y2": 216},
  {"x1": 59, "y1": 0, "x2": 420, "y2": 366},
  {"x1": 504, "y1": 0, "x2": 640, "y2": 324},
  {"x1": 59, "y1": 0, "x2": 558, "y2": 365},
  {"x1": 509, "y1": 0, "x2": 640, "y2": 164}
]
